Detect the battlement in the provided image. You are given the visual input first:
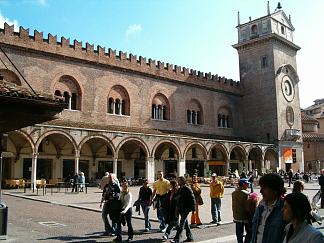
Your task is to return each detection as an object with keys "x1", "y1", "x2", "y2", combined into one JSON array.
[{"x1": 0, "y1": 23, "x2": 241, "y2": 95}]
